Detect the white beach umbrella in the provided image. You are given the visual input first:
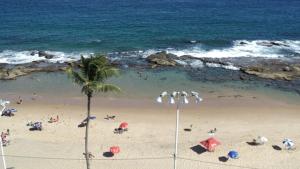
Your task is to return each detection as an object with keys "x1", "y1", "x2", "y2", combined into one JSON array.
[{"x1": 283, "y1": 138, "x2": 295, "y2": 149}]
